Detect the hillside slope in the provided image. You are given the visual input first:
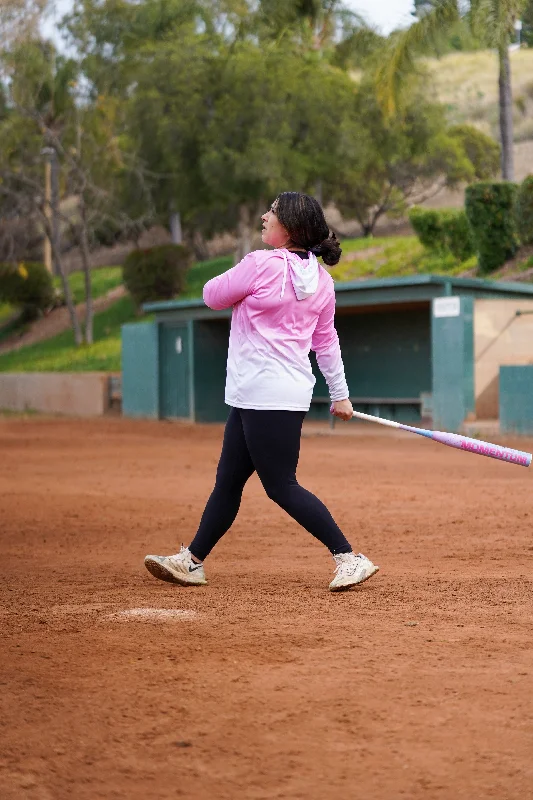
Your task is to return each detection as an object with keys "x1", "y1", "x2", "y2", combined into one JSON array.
[
  {"x1": 426, "y1": 49, "x2": 533, "y2": 147},
  {"x1": 422, "y1": 49, "x2": 533, "y2": 211}
]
